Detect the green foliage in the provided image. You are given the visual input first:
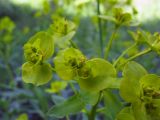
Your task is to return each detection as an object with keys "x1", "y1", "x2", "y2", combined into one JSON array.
[
  {"x1": 21, "y1": 12, "x2": 160, "y2": 119},
  {"x1": 104, "y1": 89, "x2": 123, "y2": 120},
  {"x1": 18, "y1": 0, "x2": 160, "y2": 120},
  {"x1": 47, "y1": 94, "x2": 85, "y2": 118}
]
